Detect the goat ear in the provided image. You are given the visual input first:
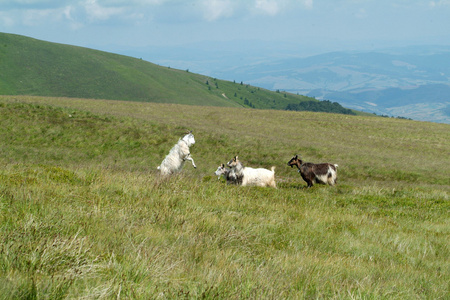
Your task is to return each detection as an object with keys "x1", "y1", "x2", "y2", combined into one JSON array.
[{"x1": 221, "y1": 163, "x2": 224, "y2": 168}]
